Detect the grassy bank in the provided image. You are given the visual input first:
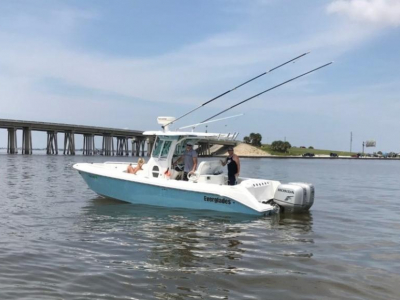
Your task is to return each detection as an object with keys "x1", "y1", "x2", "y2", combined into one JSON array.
[{"x1": 260, "y1": 145, "x2": 356, "y2": 156}]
